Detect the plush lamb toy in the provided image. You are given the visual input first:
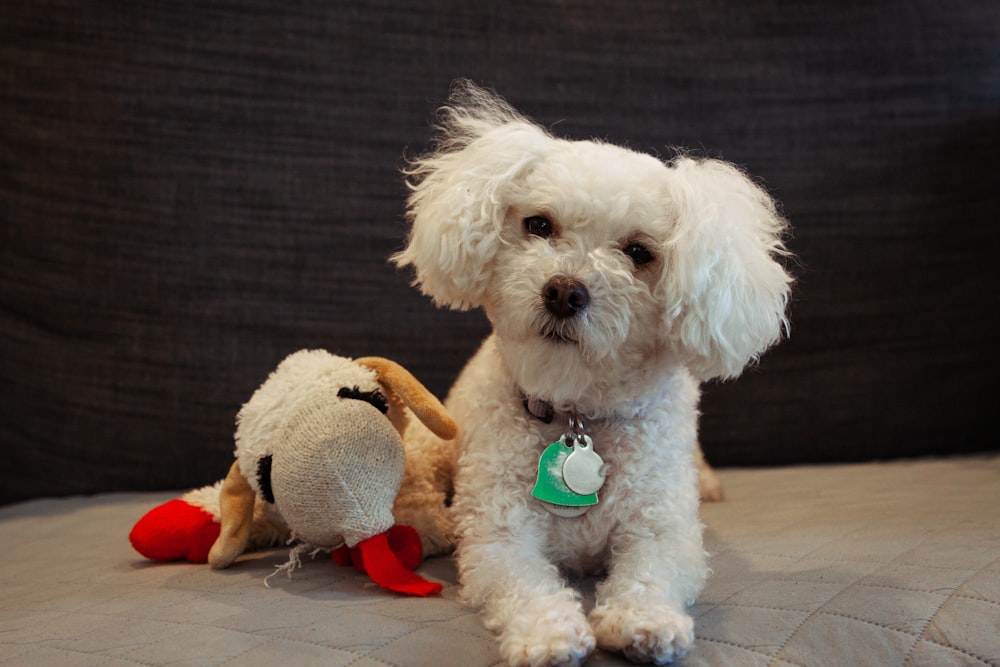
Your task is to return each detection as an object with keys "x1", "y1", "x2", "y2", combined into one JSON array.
[{"x1": 130, "y1": 350, "x2": 457, "y2": 596}]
